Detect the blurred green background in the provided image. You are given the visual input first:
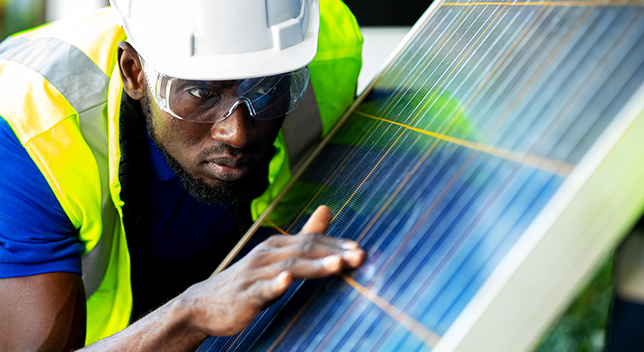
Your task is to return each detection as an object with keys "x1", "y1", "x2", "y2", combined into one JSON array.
[
  {"x1": 536, "y1": 259, "x2": 613, "y2": 352},
  {"x1": 0, "y1": 0, "x2": 109, "y2": 41},
  {"x1": 0, "y1": 0, "x2": 45, "y2": 41}
]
